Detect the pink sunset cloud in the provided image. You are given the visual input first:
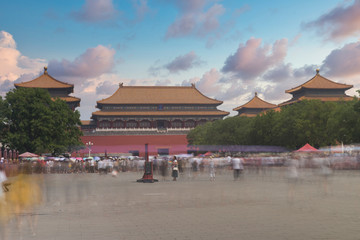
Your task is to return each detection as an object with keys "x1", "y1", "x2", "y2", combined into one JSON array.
[
  {"x1": 48, "y1": 45, "x2": 115, "y2": 80},
  {"x1": 321, "y1": 41, "x2": 360, "y2": 77},
  {"x1": 222, "y1": 38, "x2": 288, "y2": 80},
  {"x1": 304, "y1": 0, "x2": 360, "y2": 41},
  {"x1": 165, "y1": 0, "x2": 225, "y2": 39}
]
